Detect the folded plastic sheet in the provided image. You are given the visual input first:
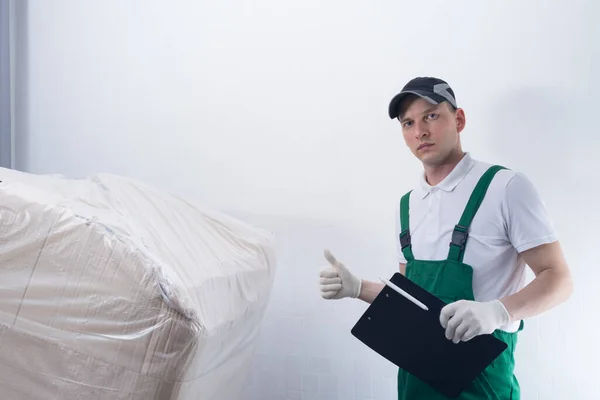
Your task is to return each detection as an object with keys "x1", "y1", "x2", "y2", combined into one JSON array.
[{"x1": 0, "y1": 167, "x2": 277, "y2": 400}]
